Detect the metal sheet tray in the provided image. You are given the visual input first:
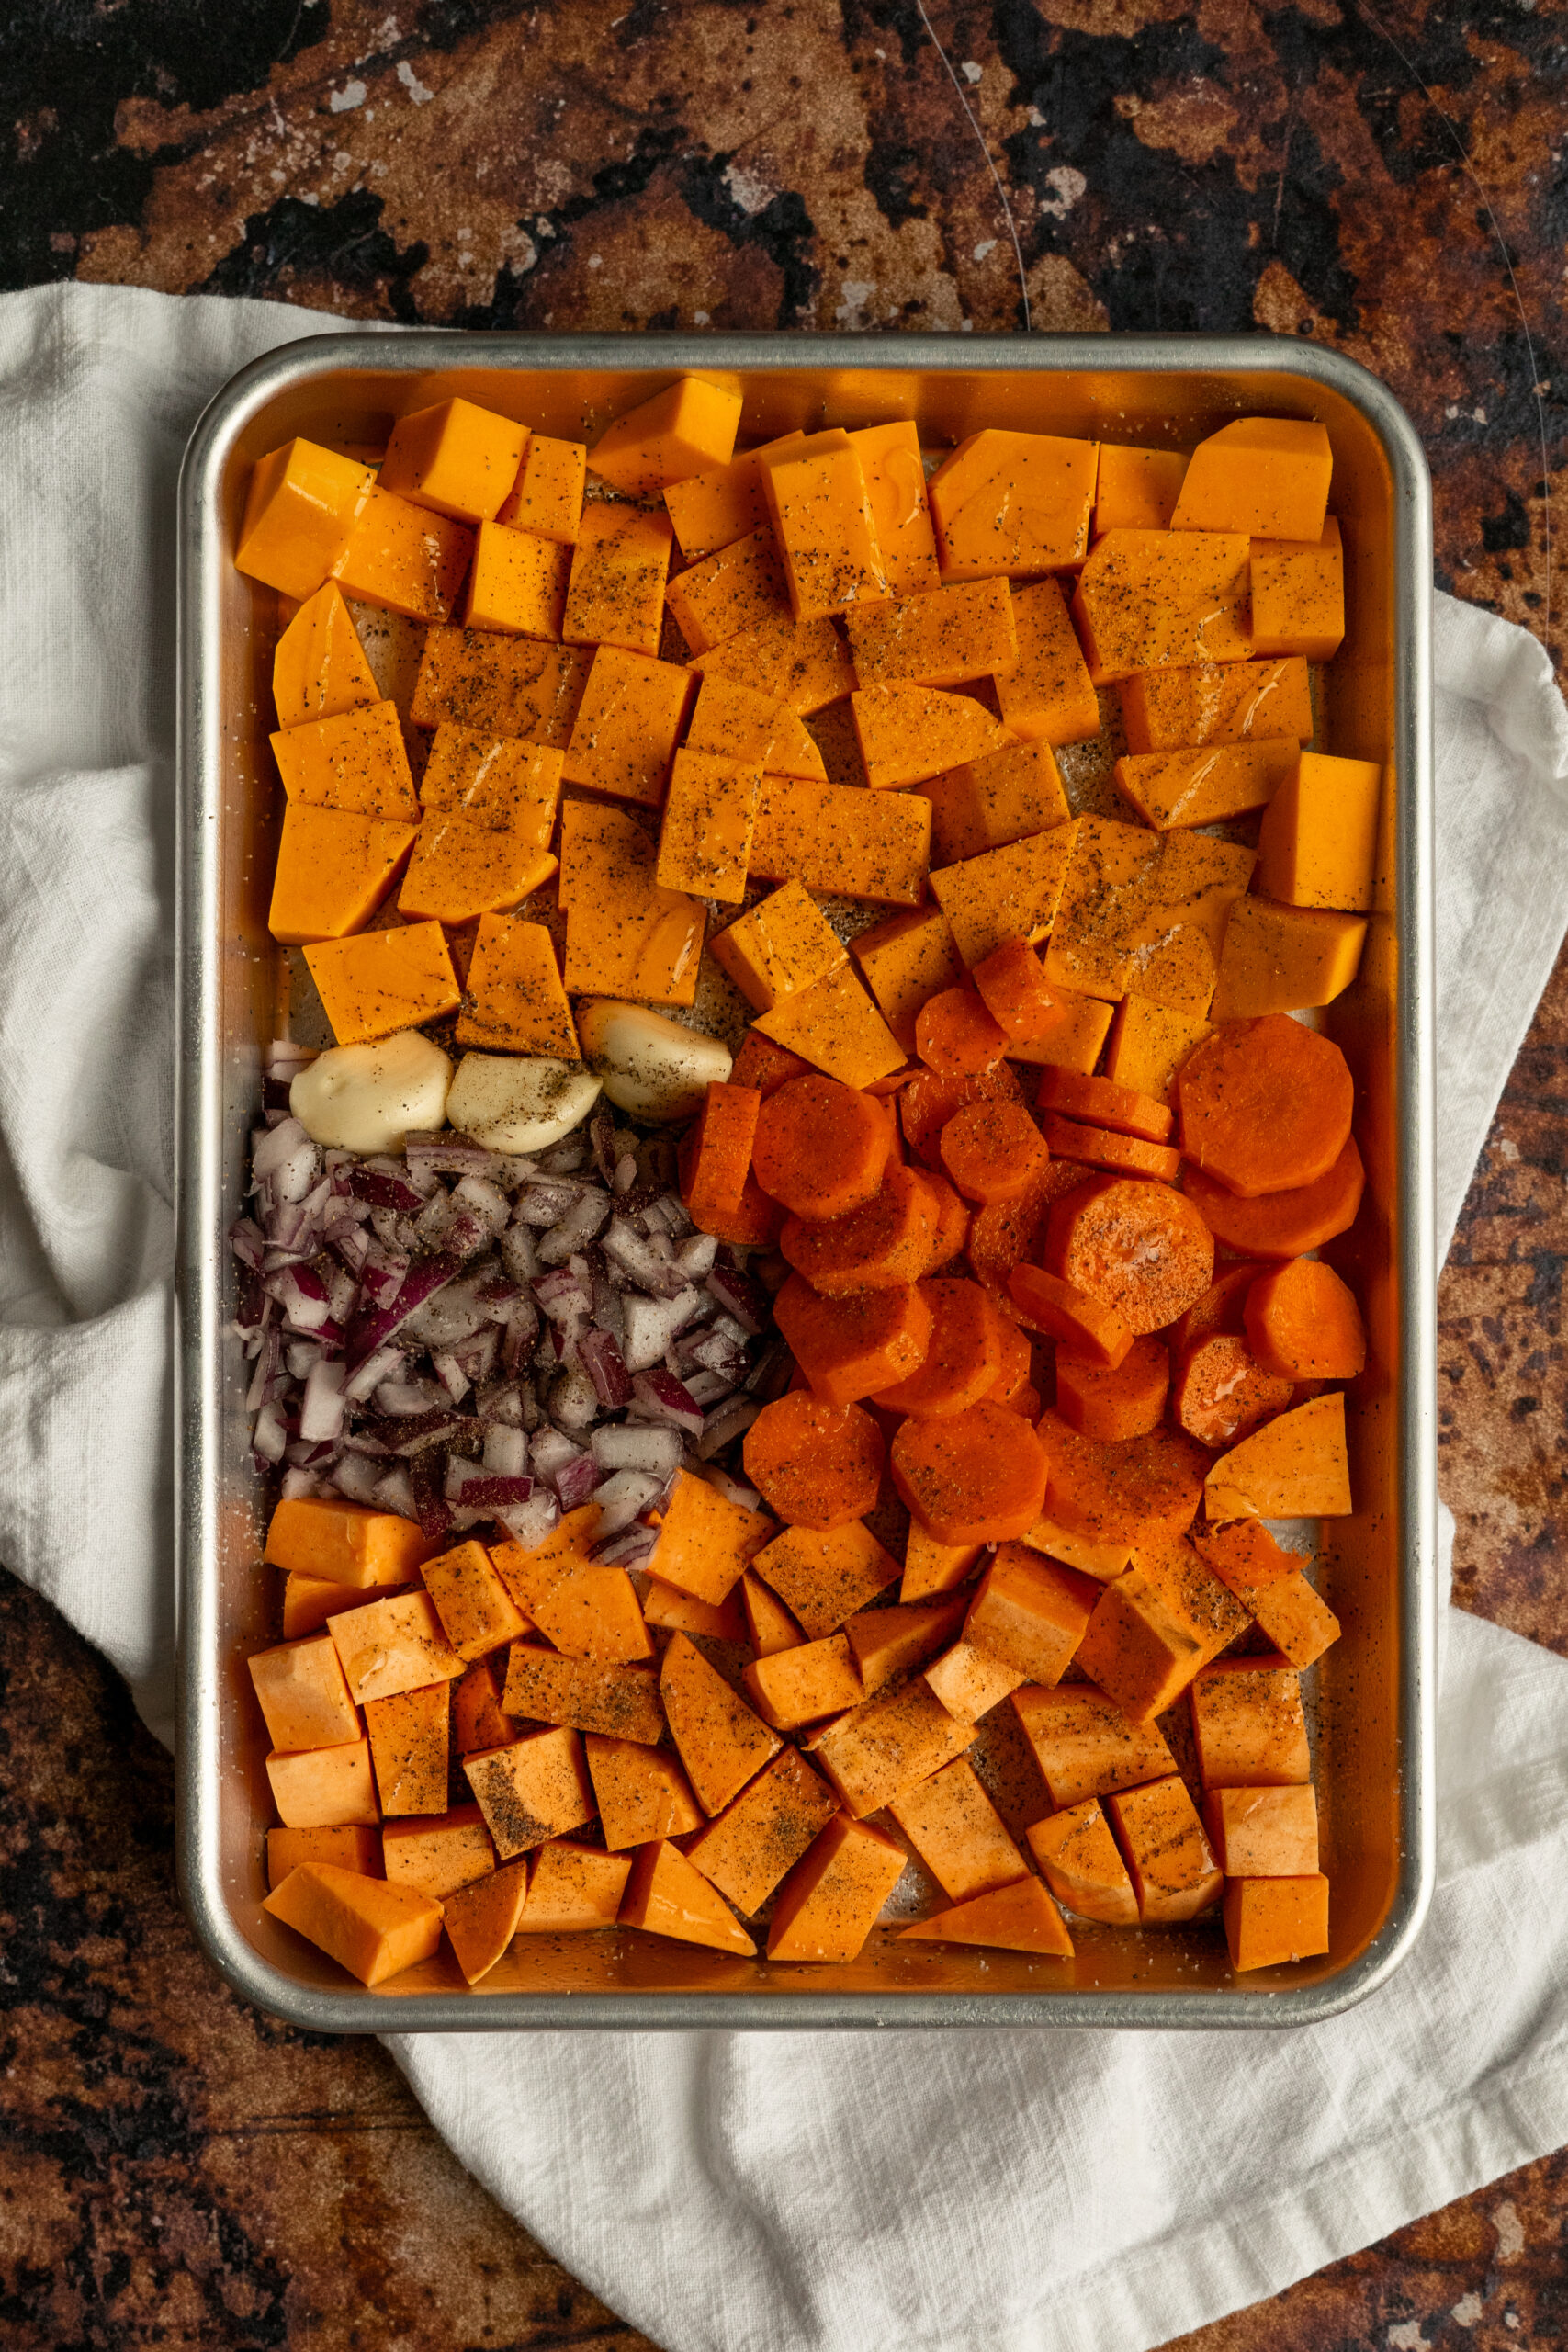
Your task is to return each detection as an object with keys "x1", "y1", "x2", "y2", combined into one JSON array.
[{"x1": 176, "y1": 331, "x2": 1436, "y2": 2030}]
